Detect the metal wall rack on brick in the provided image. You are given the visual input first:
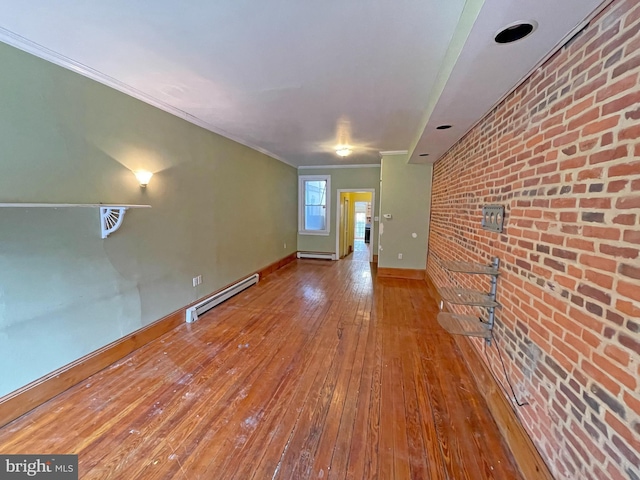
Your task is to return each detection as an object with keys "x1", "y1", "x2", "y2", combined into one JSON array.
[{"x1": 437, "y1": 257, "x2": 500, "y2": 344}]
